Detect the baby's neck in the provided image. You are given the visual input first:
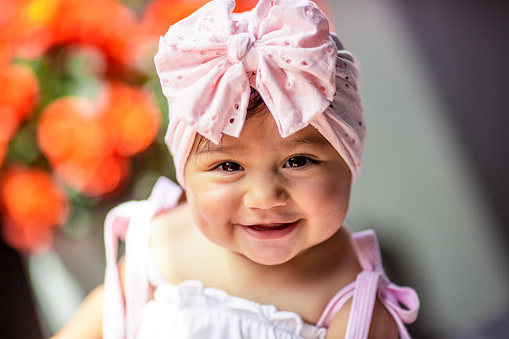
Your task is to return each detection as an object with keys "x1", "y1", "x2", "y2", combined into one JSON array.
[
  {"x1": 217, "y1": 227, "x2": 358, "y2": 297},
  {"x1": 202, "y1": 227, "x2": 359, "y2": 324}
]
